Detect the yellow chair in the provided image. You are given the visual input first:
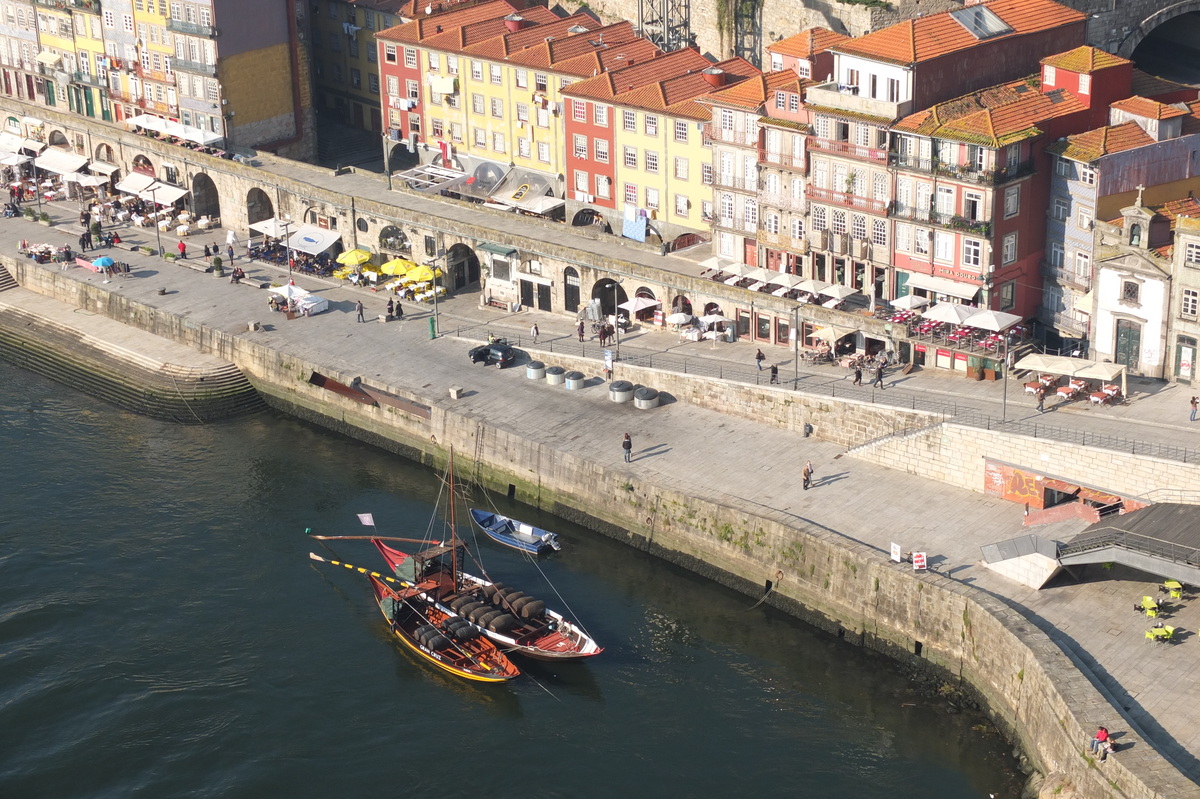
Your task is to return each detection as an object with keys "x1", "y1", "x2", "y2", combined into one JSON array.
[{"x1": 1146, "y1": 626, "x2": 1175, "y2": 643}]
